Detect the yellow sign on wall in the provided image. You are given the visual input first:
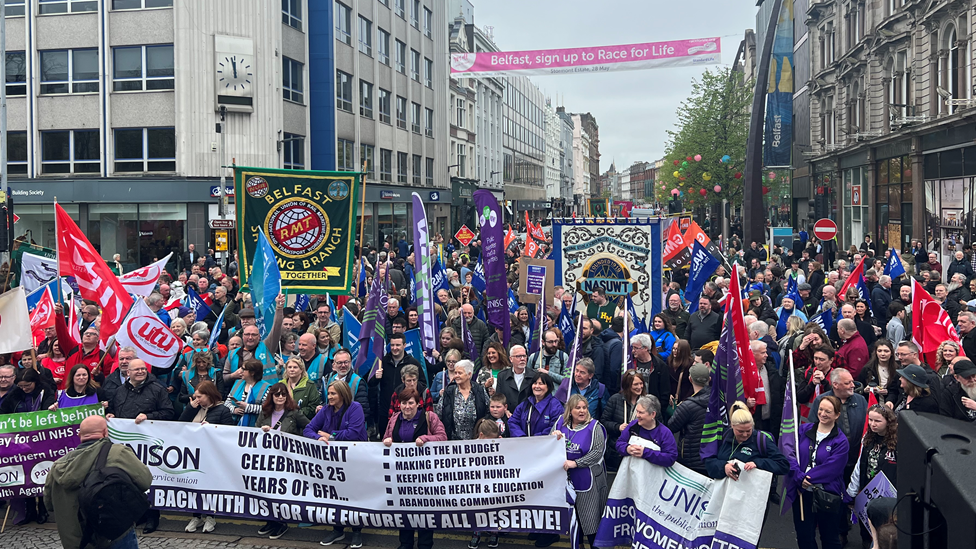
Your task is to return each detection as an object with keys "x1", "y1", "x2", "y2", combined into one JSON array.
[{"x1": 215, "y1": 230, "x2": 228, "y2": 252}]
